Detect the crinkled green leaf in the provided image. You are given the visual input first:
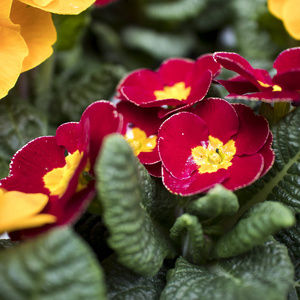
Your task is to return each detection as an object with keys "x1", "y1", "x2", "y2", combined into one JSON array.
[
  {"x1": 186, "y1": 184, "x2": 239, "y2": 222},
  {"x1": 161, "y1": 240, "x2": 294, "y2": 300},
  {"x1": 138, "y1": 164, "x2": 179, "y2": 229},
  {"x1": 0, "y1": 97, "x2": 48, "y2": 162},
  {"x1": 213, "y1": 201, "x2": 295, "y2": 258},
  {"x1": 236, "y1": 106, "x2": 300, "y2": 213},
  {"x1": 170, "y1": 214, "x2": 205, "y2": 265},
  {"x1": 122, "y1": 27, "x2": 195, "y2": 60},
  {"x1": 96, "y1": 134, "x2": 175, "y2": 277},
  {"x1": 144, "y1": 0, "x2": 207, "y2": 21},
  {"x1": 0, "y1": 227, "x2": 106, "y2": 300},
  {"x1": 102, "y1": 254, "x2": 169, "y2": 300},
  {"x1": 0, "y1": 239, "x2": 18, "y2": 250}
]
